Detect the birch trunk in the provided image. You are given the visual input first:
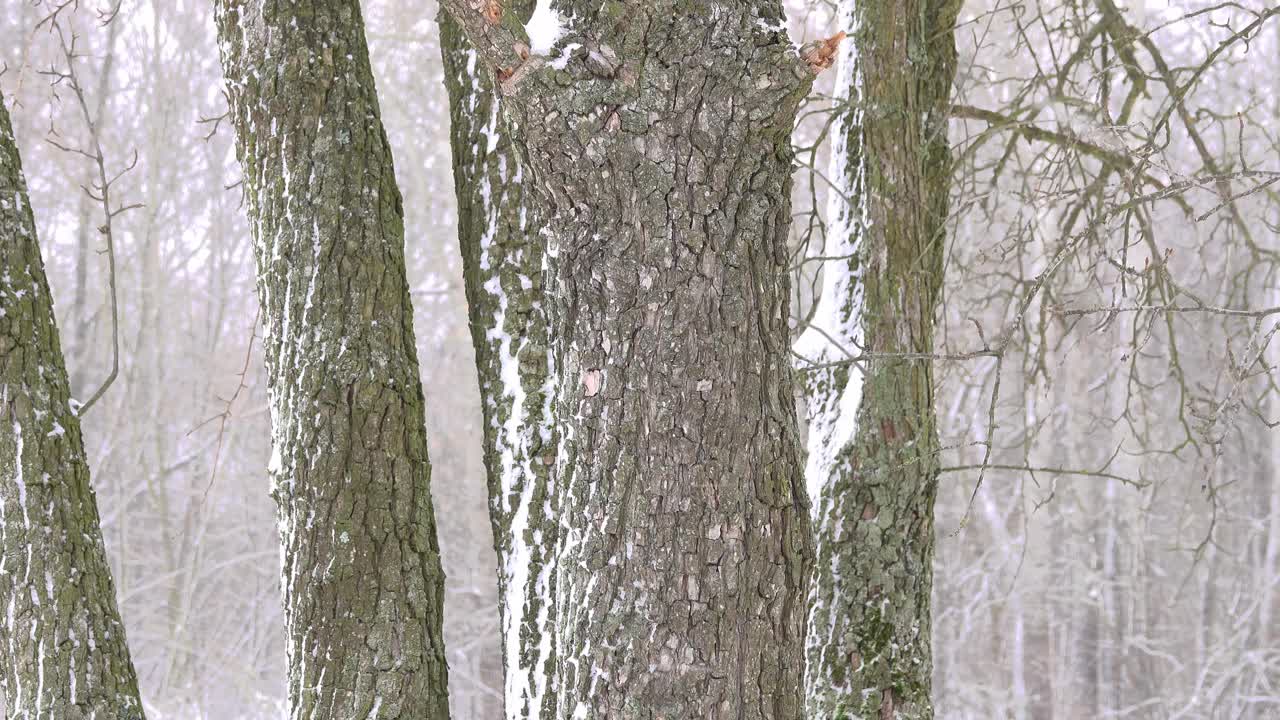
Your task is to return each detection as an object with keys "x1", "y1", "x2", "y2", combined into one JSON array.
[
  {"x1": 0, "y1": 94, "x2": 146, "y2": 720},
  {"x1": 797, "y1": 1, "x2": 959, "y2": 717},
  {"x1": 439, "y1": 6, "x2": 559, "y2": 718},
  {"x1": 213, "y1": 2, "x2": 450, "y2": 717},
  {"x1": 435, "y1": 0, "x2": 817, "y2": 715}
]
